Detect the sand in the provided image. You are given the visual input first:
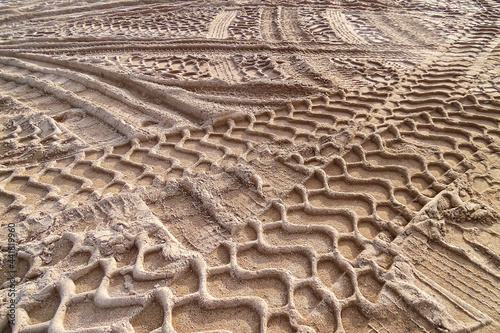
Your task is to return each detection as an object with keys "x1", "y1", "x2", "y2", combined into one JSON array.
[{"x1": 0, "y1": 0, "x2": 500, "y2": 332}]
